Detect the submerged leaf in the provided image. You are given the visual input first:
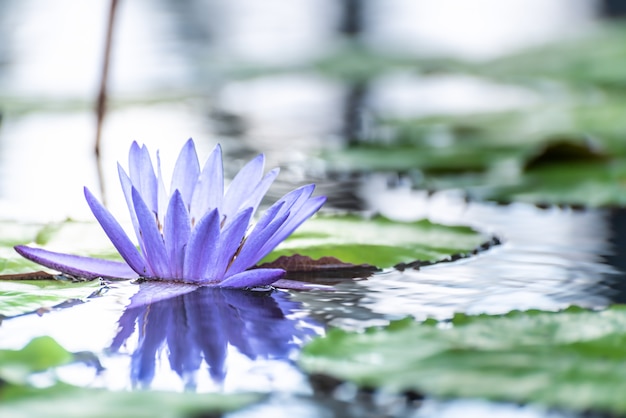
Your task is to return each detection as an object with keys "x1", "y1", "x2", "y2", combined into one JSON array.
[{"x1": 300, "y1": 306, "x2": 626, "y2": 415}]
